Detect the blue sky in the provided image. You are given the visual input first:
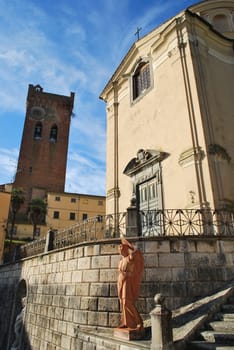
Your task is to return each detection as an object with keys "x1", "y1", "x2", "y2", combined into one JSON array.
[{"x1": 0, "y1": 0, "x2": 196, "y2": 195}]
